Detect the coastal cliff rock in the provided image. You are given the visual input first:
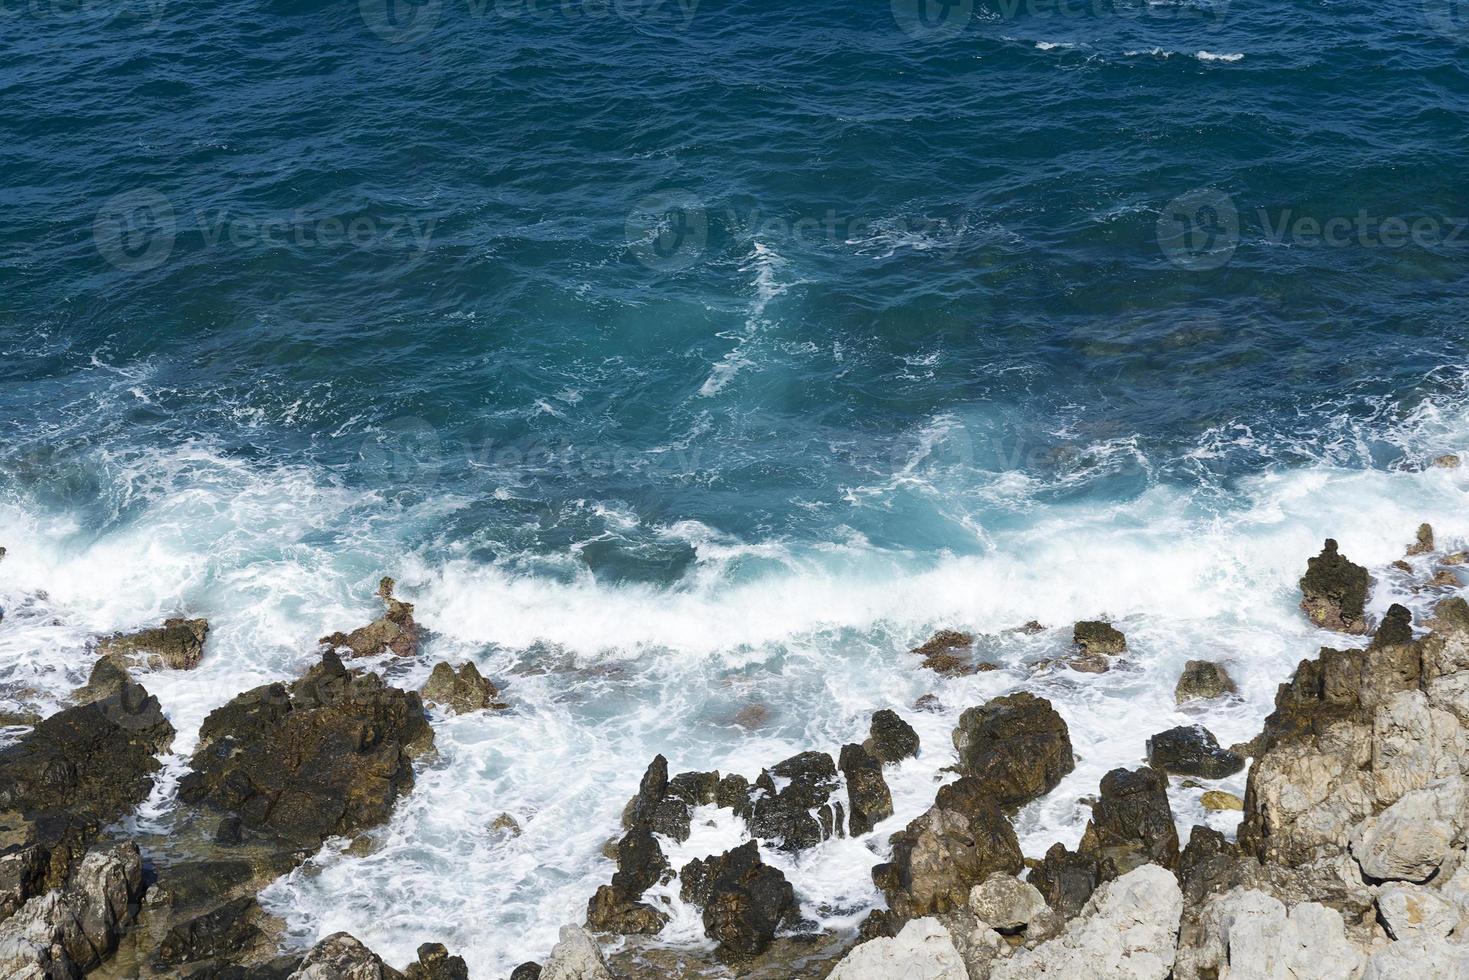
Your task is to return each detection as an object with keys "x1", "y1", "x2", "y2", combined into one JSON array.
[
  {"x1": 0, "y1": 842, "x2": 145, "y2": 978},
  {"x1": 839, "y1": 743, "x2": 893, "y2": 836},
  {"x1": 1027, "y1": 843, "x2": 1117, "y2": 920},
  {"x1": 1078, "y1": 767, "x2": 1180, "y2": 871},
  {"x1": 319, "y1": 577, "x2": 419, "y2": 658},
  {"x1": 291, "y1": 932, "x2": 403, "y2": 979},
  {"x1": 1174, "y1": 888, "x2": 1363, "y2": 980},
  {"x1": 1299, "y1": 539, "x2": 1370, "y2": 633},
  {"x1": 540, "y1": 925, "x2": 612, "y2": 980},
  {"x1": 97, "y1": 617, "x2": 209, "y2": 670},
  {"x1": 178, "y1": 651, "x2": 433, "y2": 849},
  {"x1": 827, "y1": 917, "x2": 967, "y2": 979},
  {"x1": 952, "y1": 692, "x2": 1074, "y2": 810}
]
